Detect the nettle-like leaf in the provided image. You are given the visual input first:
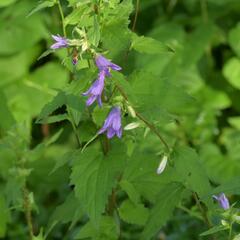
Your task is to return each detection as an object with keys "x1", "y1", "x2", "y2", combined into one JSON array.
[
  {"x1": 229, "y1": 23, "x2": 240, "y2": 58},
  {"x1": 122, "y1": 150, "x2": 178, "y2": 202},
  {"x1": 70, "y1": 143, "x2": 126, "y2": 226},
  {"x1": 118, "y1": 199, "x2": 149, "y2": 226},
  {"x1": 131, "y1": 34, "x2": 169, "y2": 54},
  {"x1": 172, "y1": 146, "x2": 213, "y2": 208},
  {"x1": 36, "y1": 91, "x2": 85, "y2": 123},
  {"x1": 223, "y1": 57, "x2": 240, "y2": 90},
  {"x1": 75, "y1": 216, "x2": 119, "y2": 240},
  {"x1": 27, "y1": 0, "x2": 56, "y2": 17},
  {"x1": 141, "y1": 183, "x2": 185, "y2": 240},
  {"x1": 129, "y1": 71, "x2": 195, "y2": 122},
  {"x1": 47, "y1": 193, "x2": 84, "y2": 234}
]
